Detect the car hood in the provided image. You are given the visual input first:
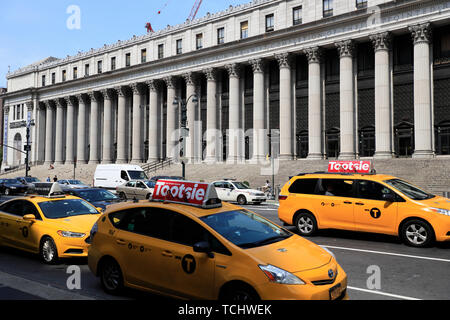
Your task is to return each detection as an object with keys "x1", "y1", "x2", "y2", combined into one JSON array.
[
  {"x1": 90, "y1": 200, "x2": 119, "y2": 210},
  {"x1": 52, "y1": 214, "x2": 100, "y2": 233},
  {"x1": 418, "y1": 196, "x2": 450, "y2": 210},
  {"x1": 246, "y1": 235, "x2": 332, "y2": 273}
]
